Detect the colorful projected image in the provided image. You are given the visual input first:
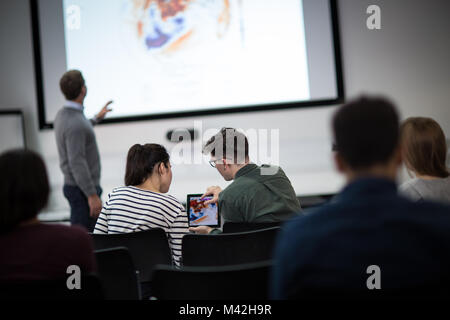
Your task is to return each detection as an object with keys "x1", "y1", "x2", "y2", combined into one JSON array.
[
  {"x1": 63, "y1": 0, "x2": 309, "y2": 119},
  {"x1": 129, "y1": 0, "x2": 236, "y2": 53}
]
